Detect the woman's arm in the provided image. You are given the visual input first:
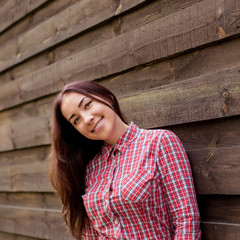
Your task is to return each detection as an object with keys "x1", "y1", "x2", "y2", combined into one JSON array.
[
  {"x1": 157, "y1": 131, "x2": 201, "y2": 240},
  {"x1": 81, "y1": 217, "x2": 99, "y2": 239}
]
